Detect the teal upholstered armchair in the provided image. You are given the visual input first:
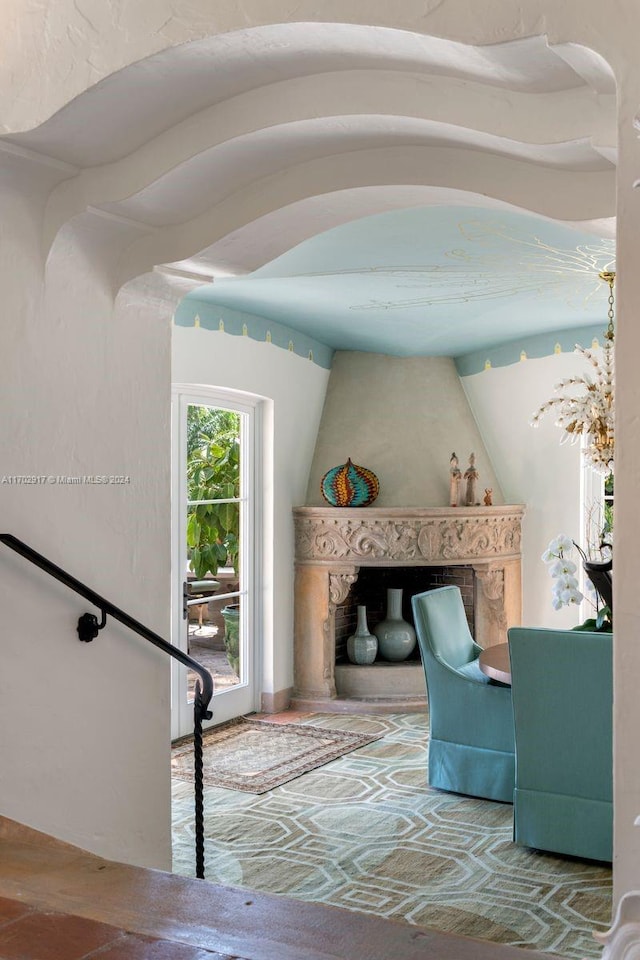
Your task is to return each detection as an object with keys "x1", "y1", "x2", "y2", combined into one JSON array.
[
  {"x1": 411, "y1": 586, "x2": 515, "y2": 803},
  {"x1": 508, "y1": 627, "x2": 612, "y2": 862}
]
